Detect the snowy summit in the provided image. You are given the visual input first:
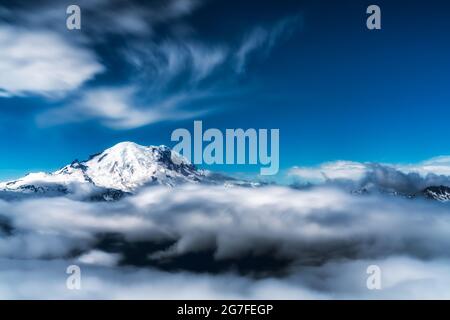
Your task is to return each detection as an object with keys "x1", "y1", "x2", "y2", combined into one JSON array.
[{"x1": 0, "y1": 142, "x2": 205, "y2": 195}]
